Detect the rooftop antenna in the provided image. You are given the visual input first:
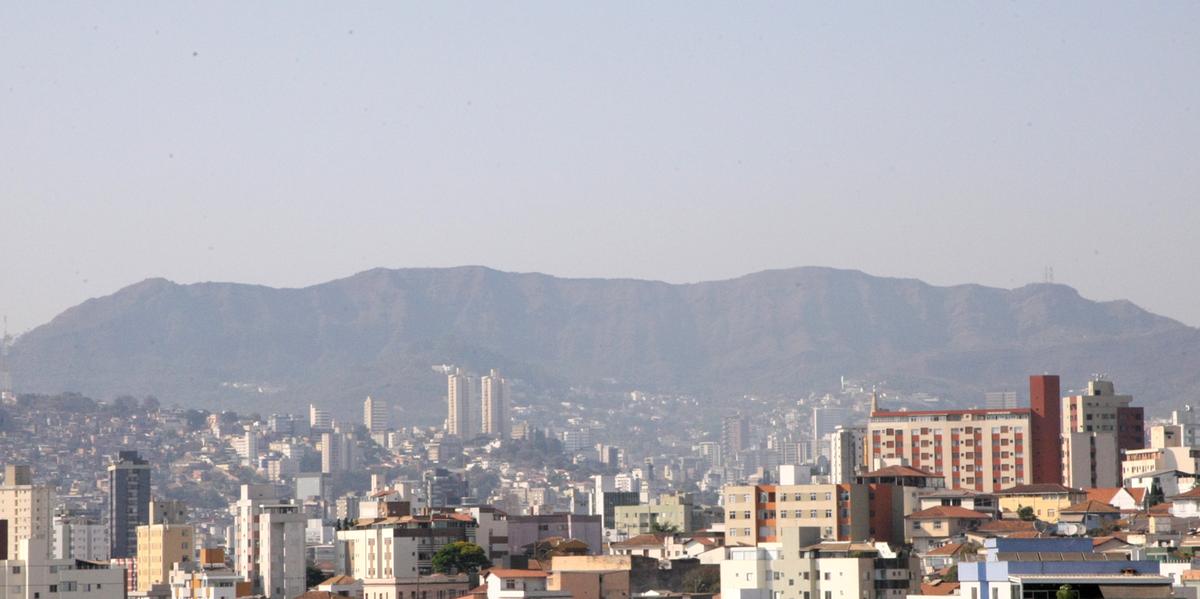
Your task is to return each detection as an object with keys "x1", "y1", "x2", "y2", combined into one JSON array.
[{"x1": 1043, "y1": 266, "x2": 1055, "y2": 284}]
